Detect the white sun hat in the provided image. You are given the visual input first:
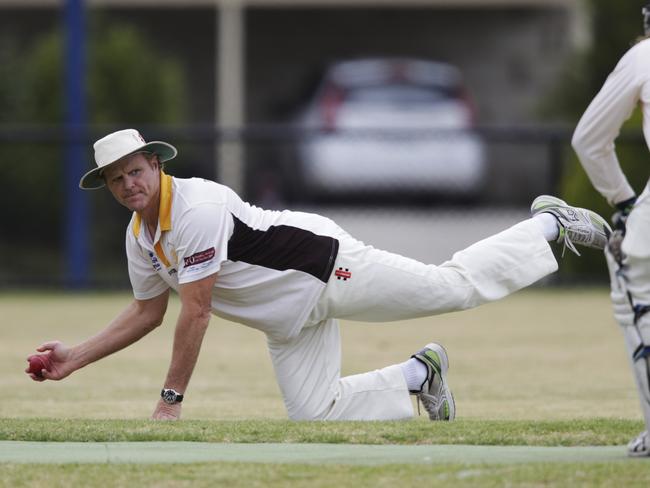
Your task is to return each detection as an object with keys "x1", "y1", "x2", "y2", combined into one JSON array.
[{"x1": 79, "y1": 128, "x2": 178, "y2": 190}]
